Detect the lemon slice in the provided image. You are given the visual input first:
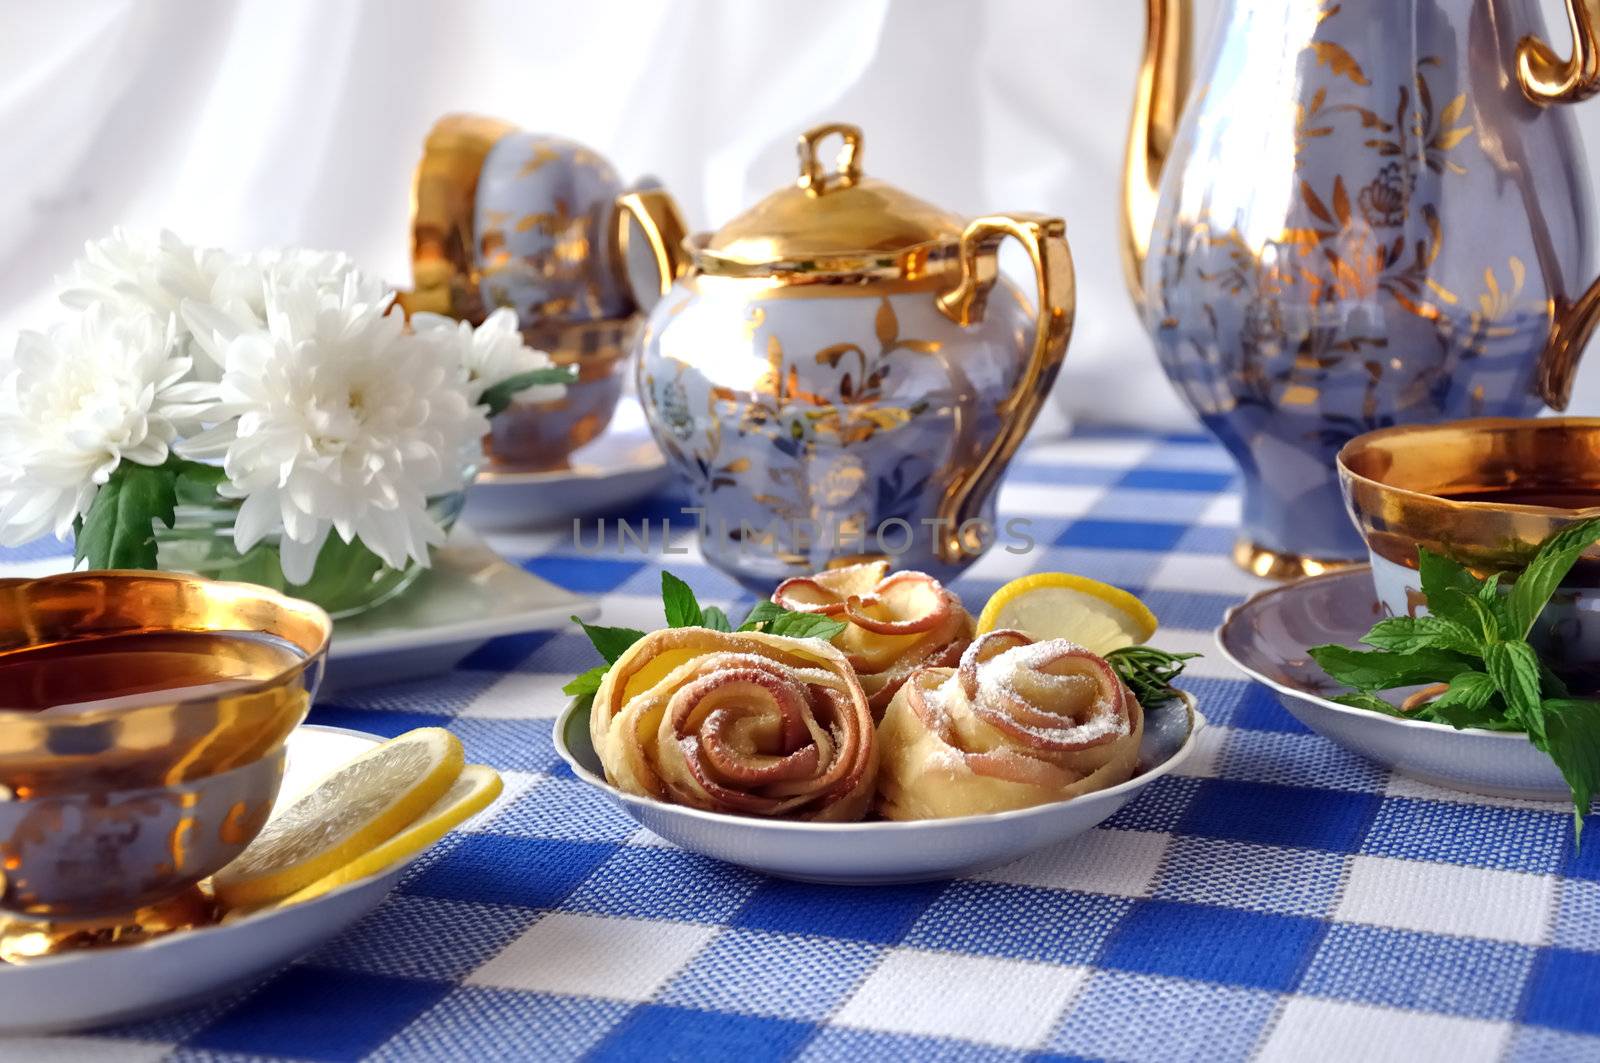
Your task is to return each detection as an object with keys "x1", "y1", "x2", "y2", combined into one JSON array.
[
  {"x1": 282, "y1": 764, "x2": 503, "y2": 906},
  {"x1": 214, "y1": 727, "x2": 464, "y2": 909},
  {"x1": 976, "y1": 572, "x2": 1158, "y2": 654}
]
